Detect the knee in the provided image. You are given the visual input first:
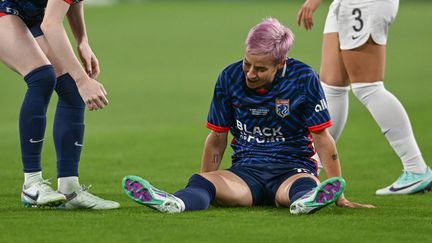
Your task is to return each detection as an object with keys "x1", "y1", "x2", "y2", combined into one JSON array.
[
  {"x1": 55, "y1": 73, "x2": 85, "y2": 108},
  {"x1": 319, "y1": 67, "x2": 349, "y2": 86},
  {"x1": 275, "y1": 174, "x2": 319, "y2": 207},
  {"x1": 185, "y1": 174, "x2": 216, "y2": 200},
  {"x1": 24, "y1": 65, "x2": 56, "y2": 90},
  {"x1": 188, "y1": 174, "x2": 216, "y2": 191},
  {"x1": 199, "y1": 171, "x2": 221, "y2": 184}
]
